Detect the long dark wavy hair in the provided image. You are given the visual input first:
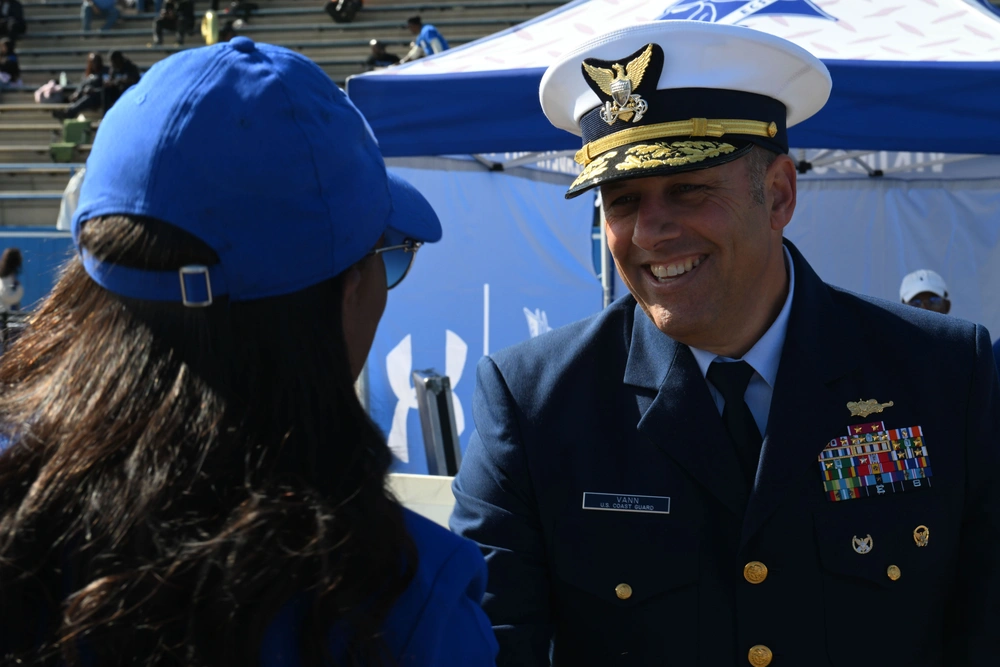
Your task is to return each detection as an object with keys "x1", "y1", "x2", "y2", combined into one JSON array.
[{"x1": 0, "y1": 215, "x2": 415, "y2": 666}]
